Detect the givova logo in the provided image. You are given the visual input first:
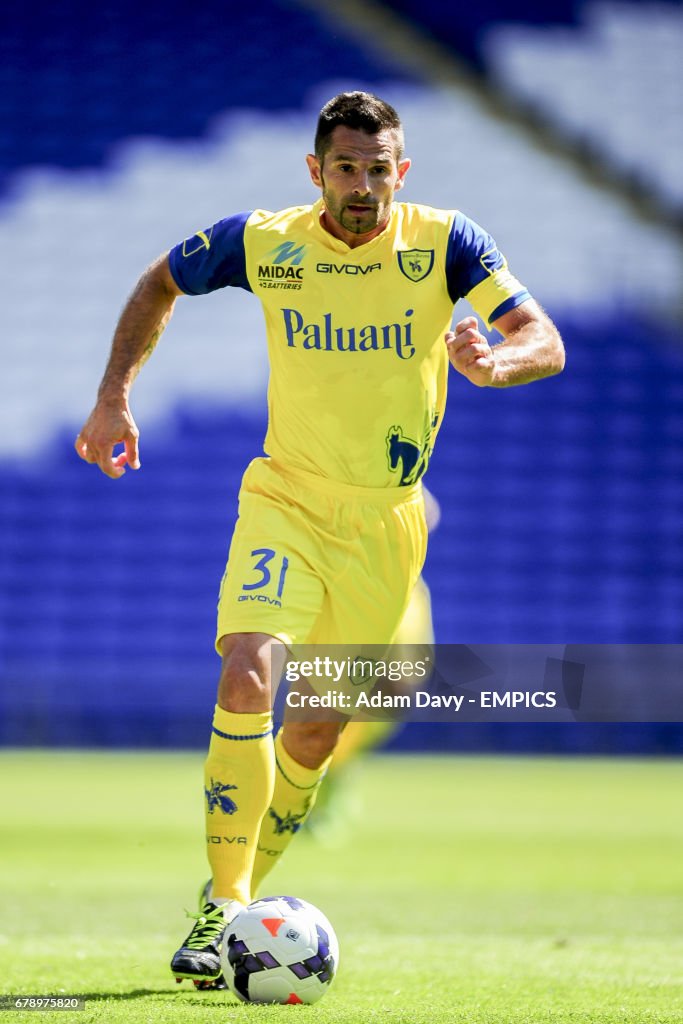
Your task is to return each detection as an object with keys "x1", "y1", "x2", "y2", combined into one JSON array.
[{"x1": 258, "y1": 241, "x2": 308, "y2": 290}]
